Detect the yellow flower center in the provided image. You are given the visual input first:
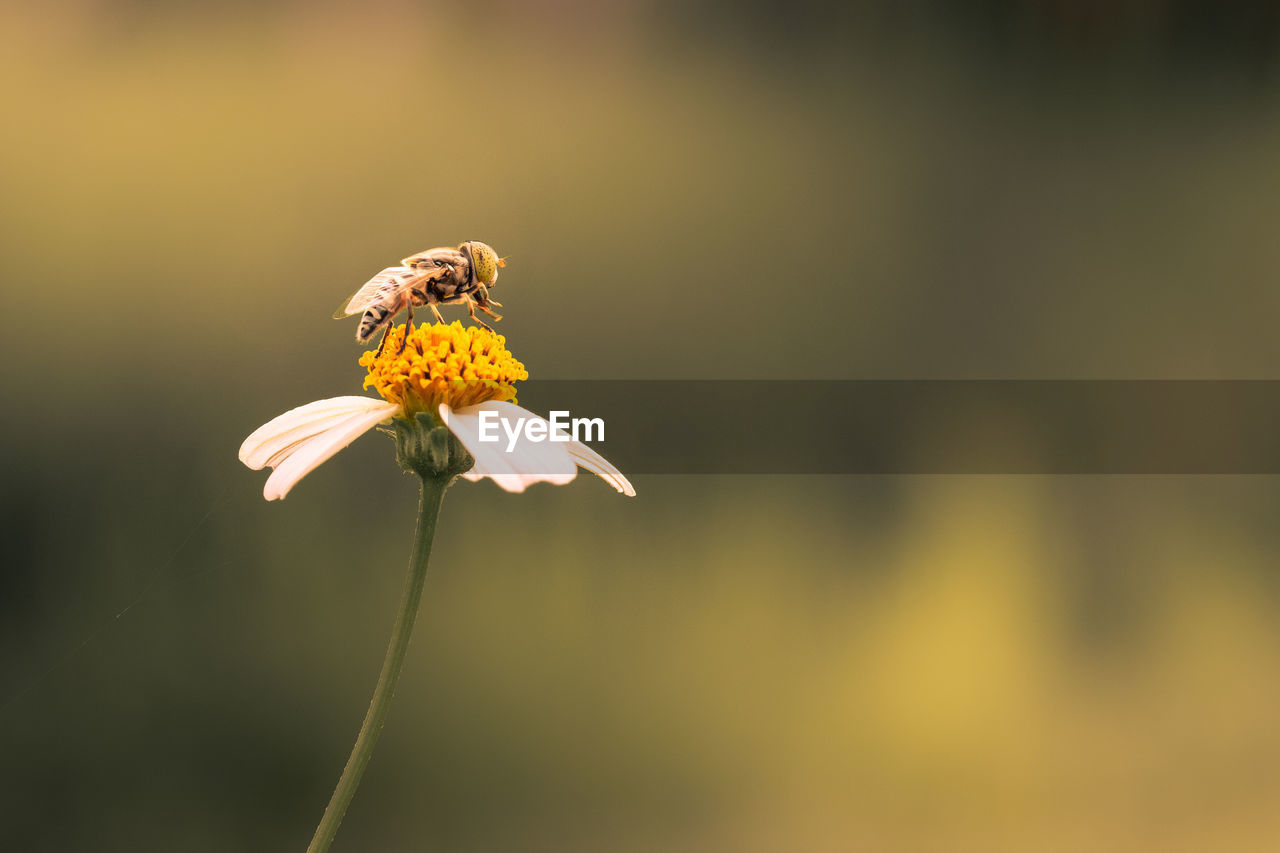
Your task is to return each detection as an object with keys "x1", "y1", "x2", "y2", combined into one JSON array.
[{"x1": 360, "y1": 322, "x2": 528, "y2": 417}]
